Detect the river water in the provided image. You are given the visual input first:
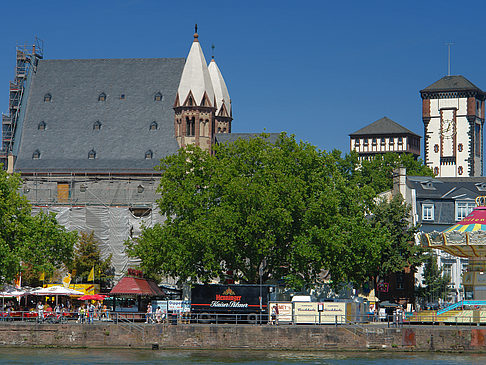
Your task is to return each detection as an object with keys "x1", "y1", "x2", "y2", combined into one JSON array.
[{"x1": 0, "y1": 349, "x2": 485, "y2": 364}]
